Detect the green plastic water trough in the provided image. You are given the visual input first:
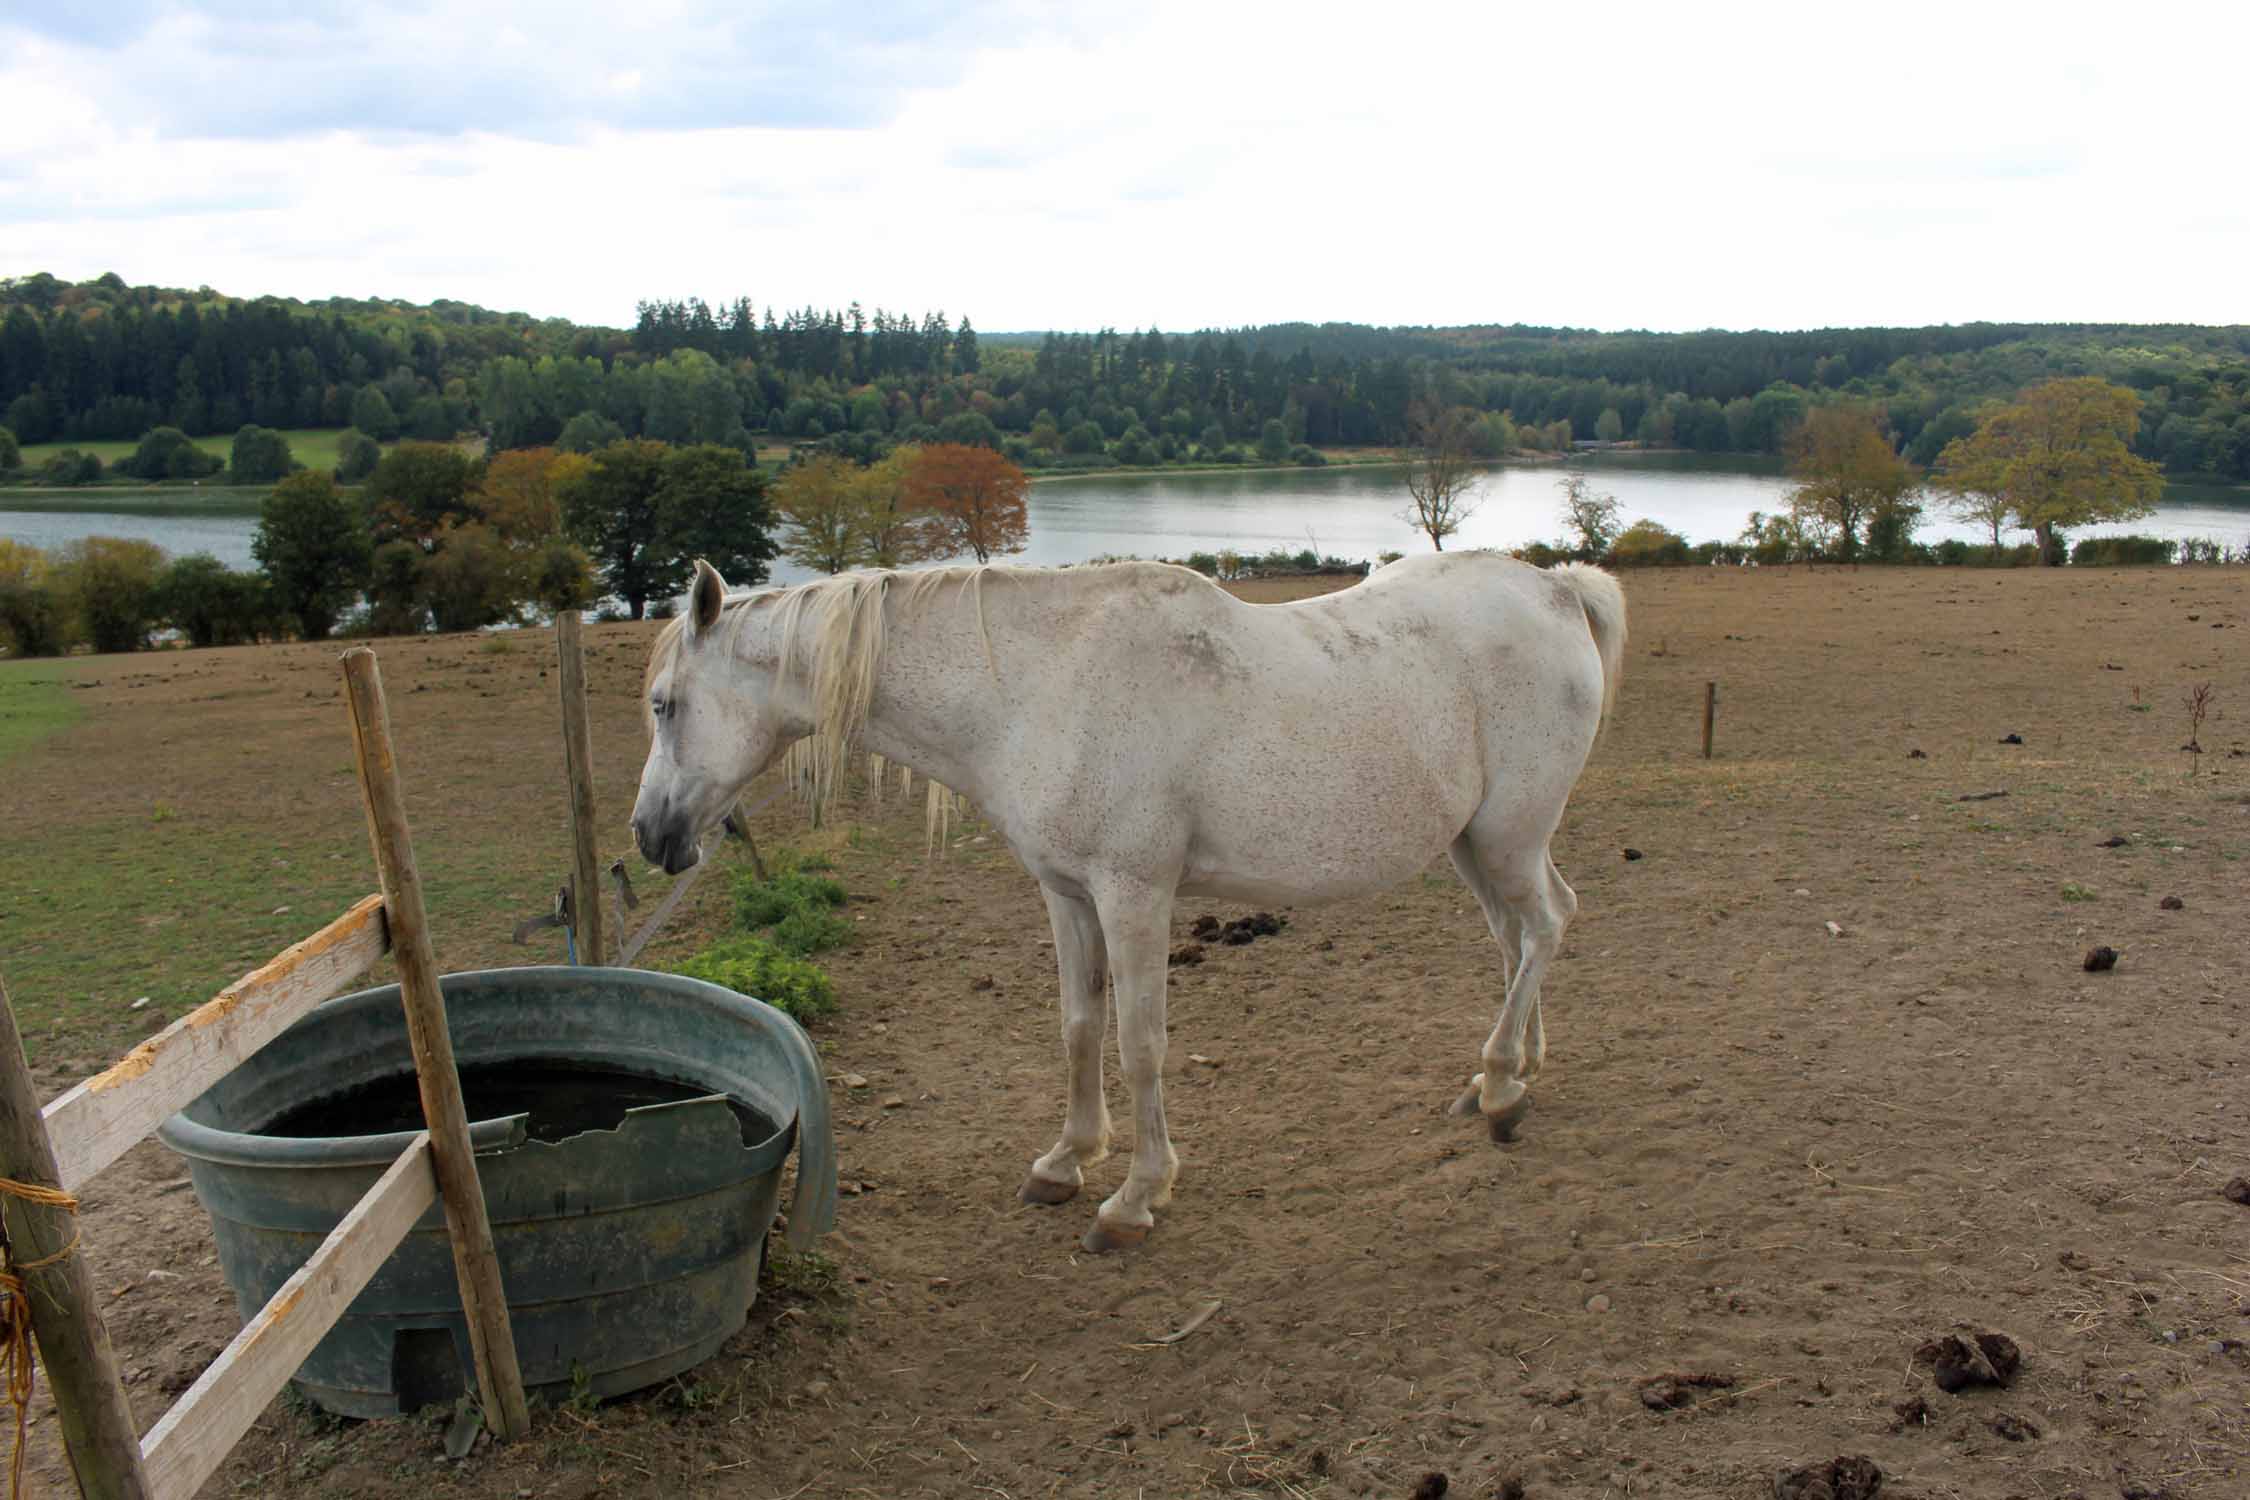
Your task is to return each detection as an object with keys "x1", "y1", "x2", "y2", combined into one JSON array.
[{"x1": 157, "y1": 966, "x2": 837, "y2": 1418}]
